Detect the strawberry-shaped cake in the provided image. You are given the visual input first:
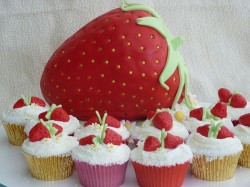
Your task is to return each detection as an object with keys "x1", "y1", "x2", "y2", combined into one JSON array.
[
  {"x1": 128, "y1": 109, "x2": 189, "y2": 144},
  {"x1": 234, "y1": 113, "x2": 250, "y2": 168},
  {"x1": 74, "y1": 111, "x2": 130, "y2": 144},
  {"x1": 22, "y1": 120, "x2": 78, "y2": 180},
  {"x1": 2, "y1": 95, "x2": 48, "y2": 145},
  {"x1": 71, "y1": 113, "x2": 130, "y2": 187},
  {"x1": 131, "y1": 129, "x2": 192, "y2": 187},
  {"x1": 25, "y1": 103, "x2": 81, "y2": 136},
  {"x1": 186, "y1": 121, "x2": 243, "y2": 181},
  {"x1": 40, "y1": 0, "x2": 192, "y2": 121}
]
